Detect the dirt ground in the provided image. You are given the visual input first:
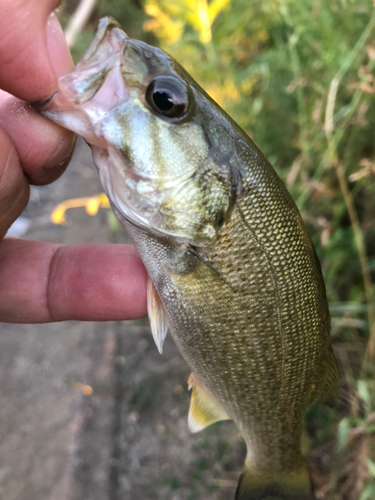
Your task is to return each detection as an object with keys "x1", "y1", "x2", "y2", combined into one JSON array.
[{"x1": 0, "y1": 139, "x2": 244, "y2": 500}]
